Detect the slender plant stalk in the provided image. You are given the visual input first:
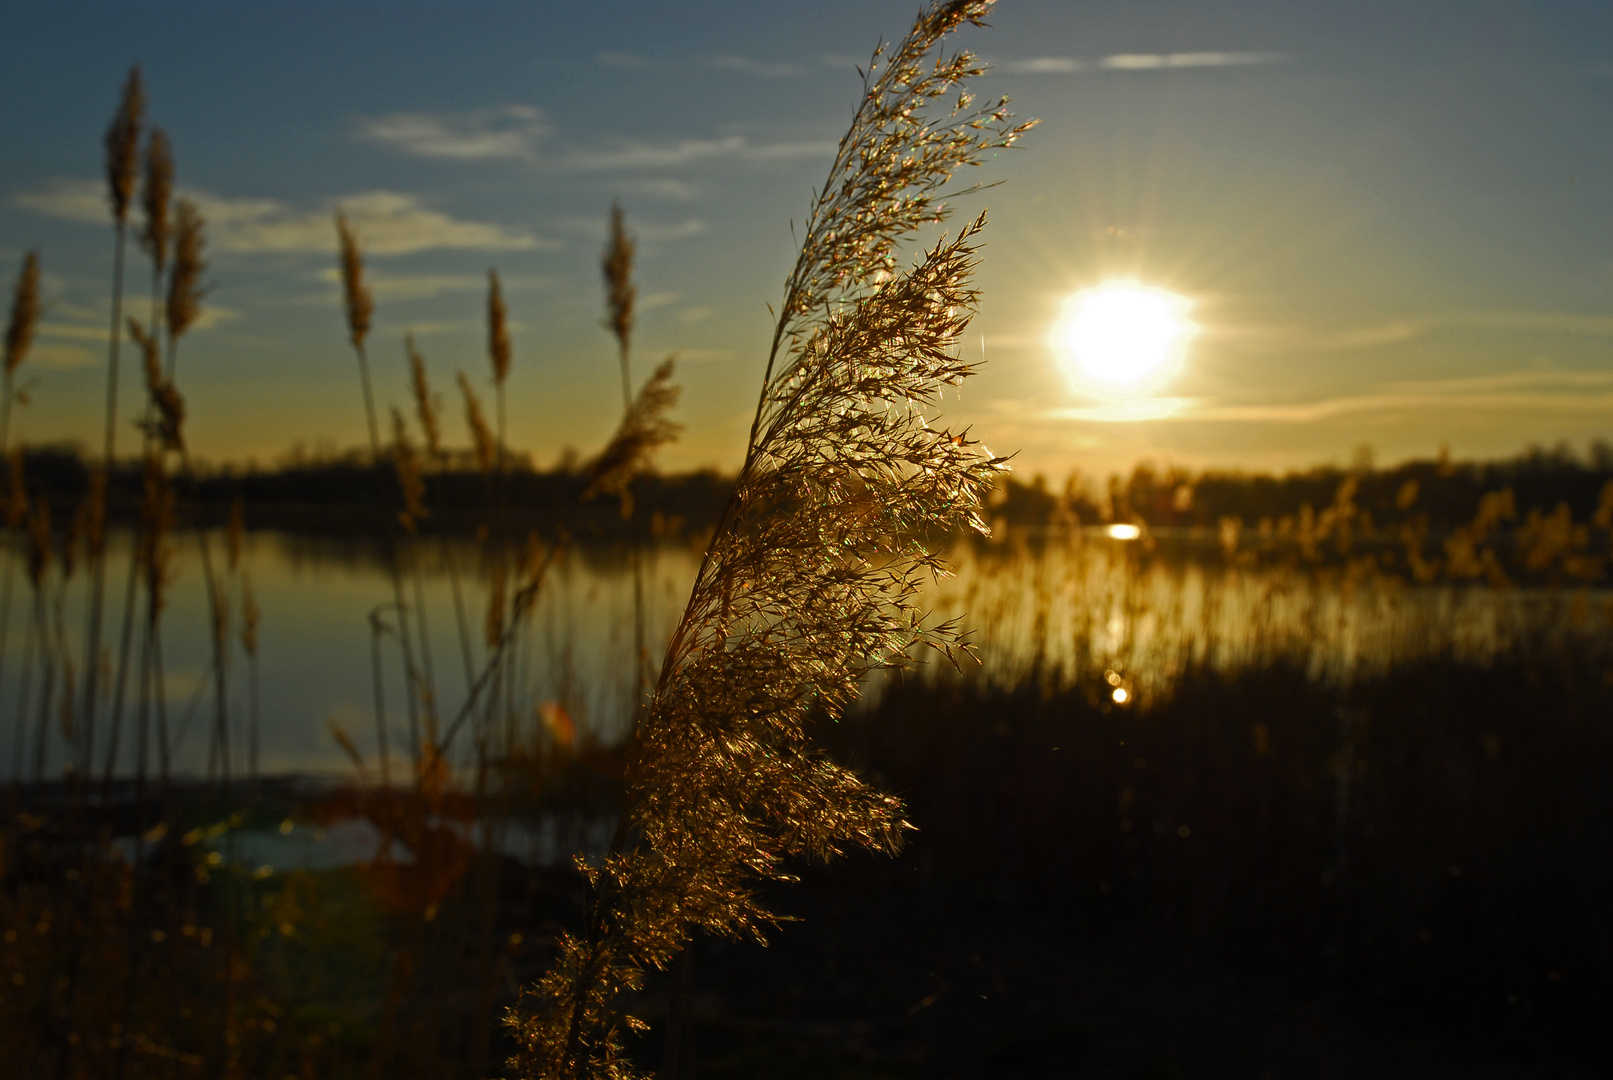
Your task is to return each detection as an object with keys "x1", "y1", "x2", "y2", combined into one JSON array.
[
  {"x1": 337, "y1": 211, "x2": 429, "y2": 782},
  {"x1": 1, "y1": 254, "x2": 40, "y2": 777},
  {"x1": 369, "y1": 606, "x2": 393, "y2": 789},
  {"x1": 601, "y1": 205, "x2": 651, "y2": 717},
  {"x1": 81, "y1": 68, "x2": 145, "y2": 797},
  {"x1": 104, "y1": 130, "x2": 174, "y2": 797},
  {"x1": 510, "y1": 4, "x2": 1028, "y2": 1075}
]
